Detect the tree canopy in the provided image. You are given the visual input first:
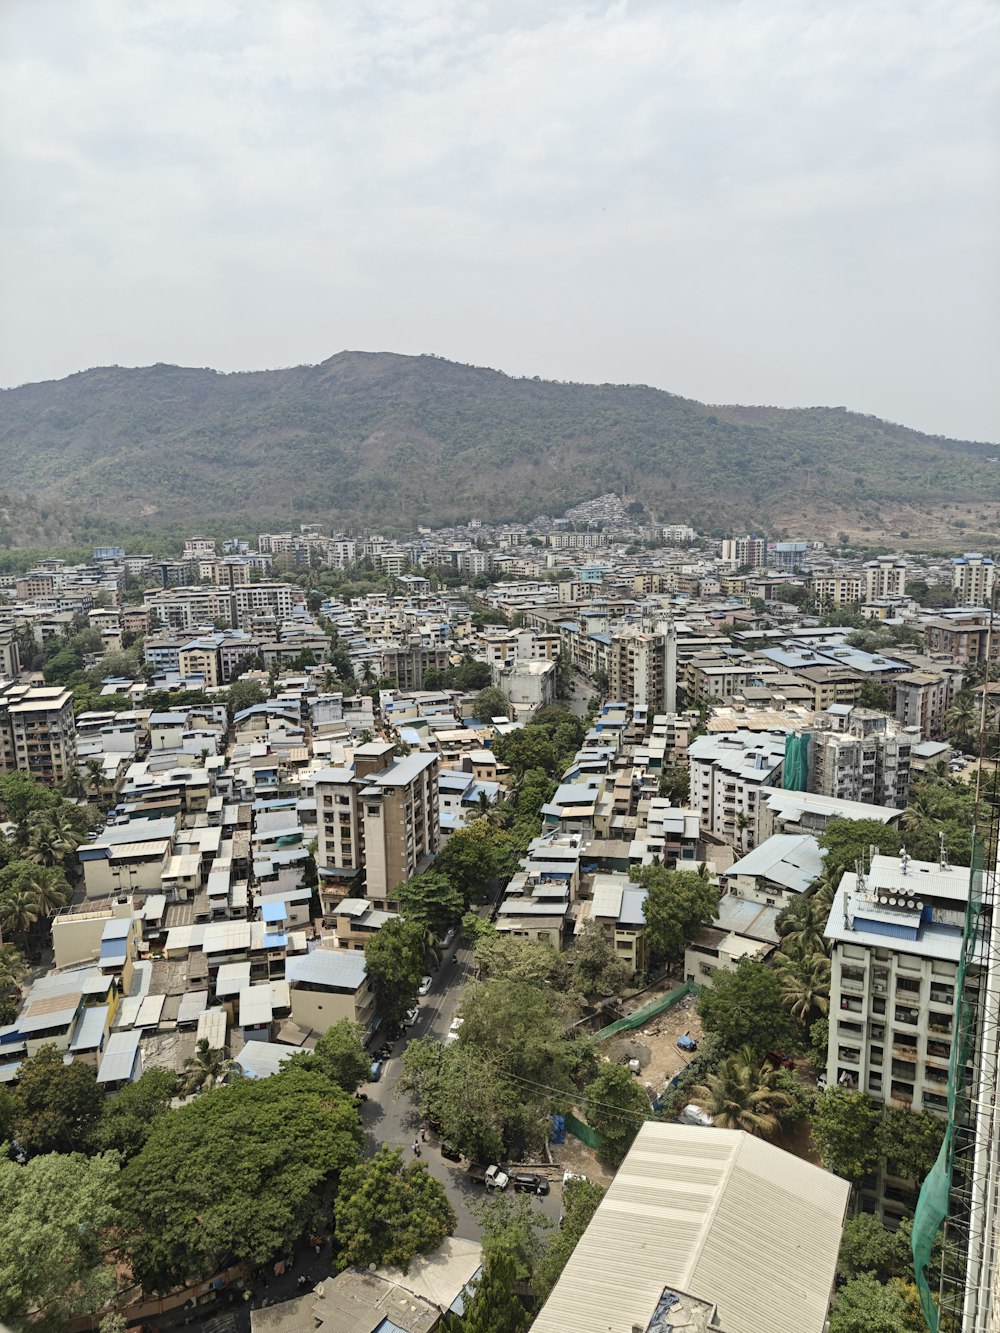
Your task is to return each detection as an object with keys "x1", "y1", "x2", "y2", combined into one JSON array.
[
  {"x1": 307, "y1": 1017, "x2": 372, "y2": 1095},
  {"x1": 0, "y1": 1150, "x2": 120, "y2": 1332},
  {"x1": 364, "y1": 917, "x2": 427, "y2": 1028},
  {"x1": 696, "y1": 958, "x2": 798, "y2": 1060},
  {"x1": 12, "y1": 1044, "x2": 104, "y2": 1156},
  {"x1": 627, "y1": 864, "x2": 719, "y2": 966},
  {"x1": 584, "y1": 1062, "x2": 650, "y2": 1165},
  {"x1": 334, "y1": 1146, "x2": 456, "y2": 1272},
  {"x1": 119, "y1": 1064, "x2": 362, "y2": 1291}
]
